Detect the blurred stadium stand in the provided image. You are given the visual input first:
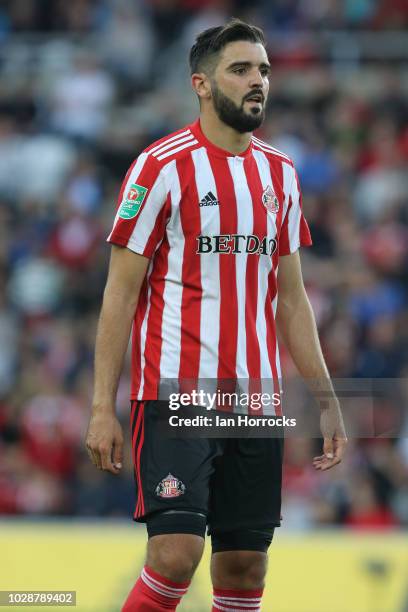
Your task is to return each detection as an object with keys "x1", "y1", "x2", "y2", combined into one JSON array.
[{"x1": 0, "y1": 0, "x2": 407, "y2": 538}]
